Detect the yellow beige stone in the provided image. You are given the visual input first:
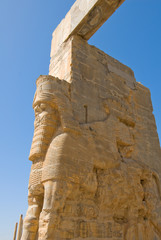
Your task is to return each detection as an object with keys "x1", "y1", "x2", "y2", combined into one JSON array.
[{"x1": 21, "y1": 0, "x2": 161, "y2": 239}]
